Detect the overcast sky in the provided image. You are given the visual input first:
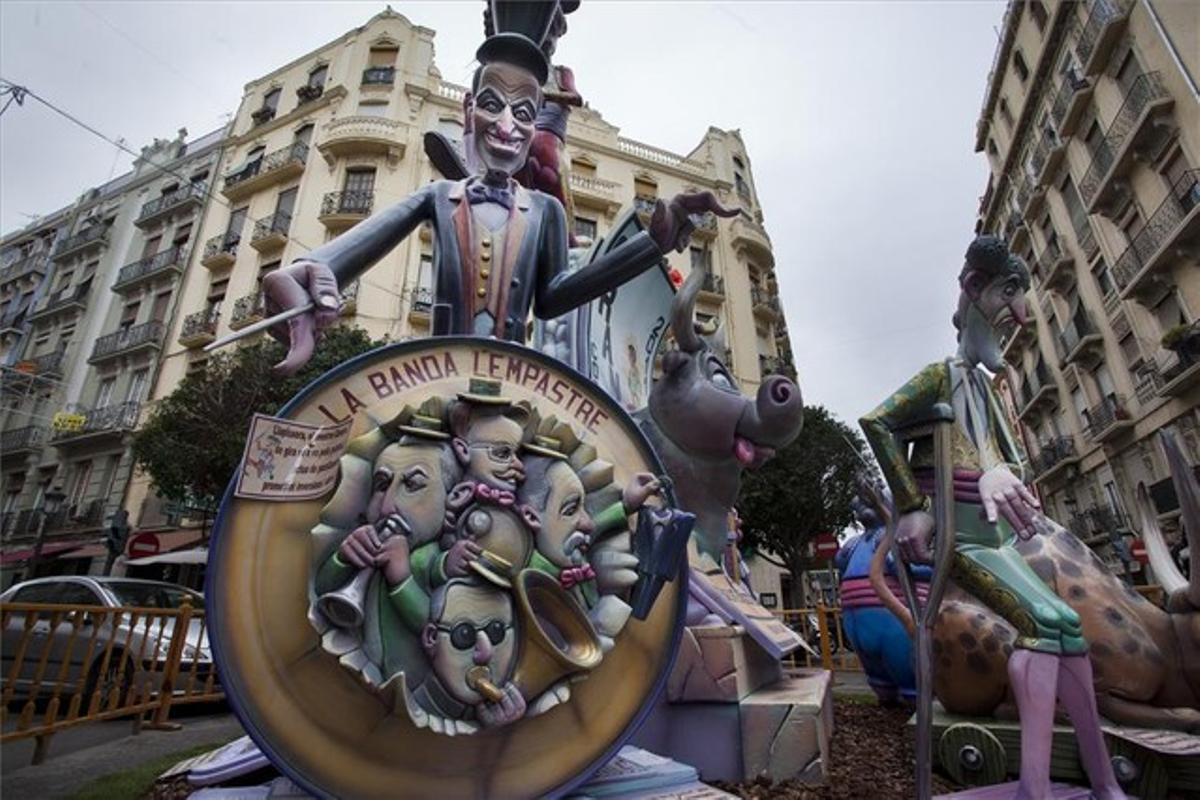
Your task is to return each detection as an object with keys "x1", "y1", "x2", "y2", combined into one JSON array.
[{"x1": 0, "y1": 0, "x2": 1003, "y2": 428}]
